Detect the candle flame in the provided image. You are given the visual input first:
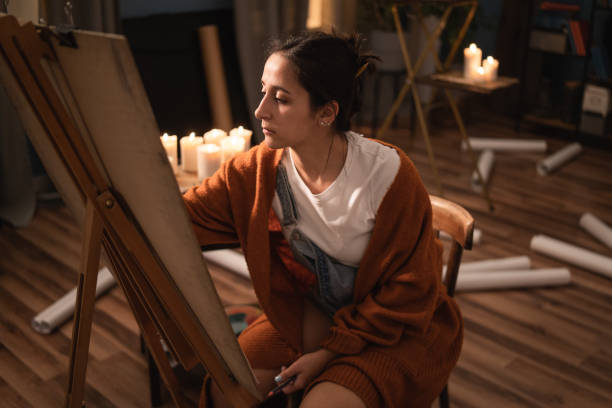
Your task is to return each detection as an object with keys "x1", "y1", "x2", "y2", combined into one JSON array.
[
  {"x1": 487, "y1": 56, "x2": 494, "y2": 63},
  {"x1": 477, "y1": 66, "x2": 484, "y2": 74},
  {"x1": 189, "y1": 132, "x2": 196, "y2": 139},
  {"x1": 469, "y1": 43, "x2": 477, "y2": 50},
  {"x1": 162, "y1": 132, "x2": 169, "y2": 140}
]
